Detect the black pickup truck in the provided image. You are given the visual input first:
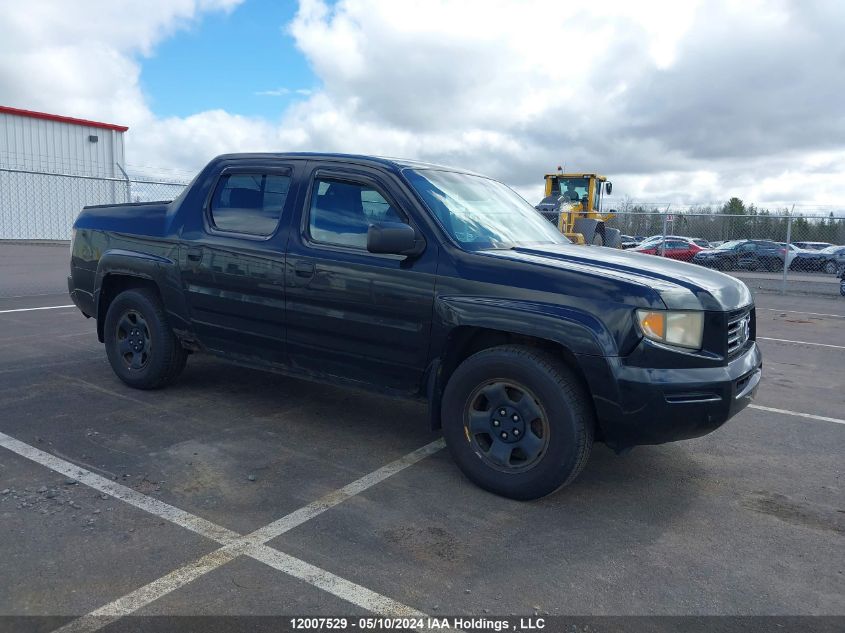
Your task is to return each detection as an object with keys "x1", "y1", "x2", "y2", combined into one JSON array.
[{"x1": 69, "y1": 153, "x2": 762, "y2": 499}]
